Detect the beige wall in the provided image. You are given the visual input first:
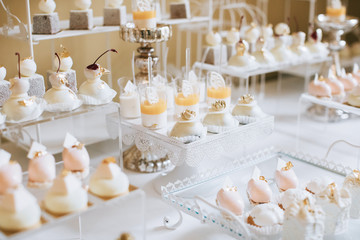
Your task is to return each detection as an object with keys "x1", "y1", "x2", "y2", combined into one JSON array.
[{"x1": 0, "y1": 0, "x2": 340, "y2": 92}]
